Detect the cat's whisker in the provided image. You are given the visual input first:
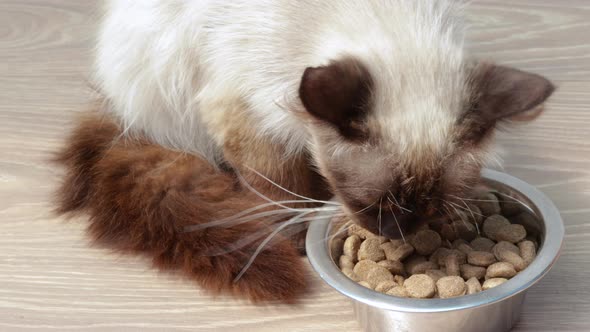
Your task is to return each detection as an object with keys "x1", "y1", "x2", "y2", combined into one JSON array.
[
  {"x1": 432, "y1": 196, "x2": 485, "y2": 231},
  {"x1": 444, "y1": 198, "x2": 484, "y2": 218},
  {"x1": 388, "y1": 205, "x2": 406, "y2": 243},
  {"x1": 442, "y1": 205, "x2": 455, "y2": 222},
  {"x1": 234, "y1": 210, "x2": 341, "y2": 282},
  {"x1": 329, "y1": 219, "x2": 354, "y2": 241},
  {"x1": 388, "y1": 191, "x2": 411, "y2": 213},
  {"x1": 448, "y1": 195, "x2": 508, "y2": 204},
  {"x1": 494, "y1": 192, "x2": 532, "y2": 209},
  {"x1": 450, "y1": 192, "x2": 530, "y2": 212},
  {"x1": 183, "y1": 205, "x2": 339, "y2": 232},
  {"x1": 386, "y1": 195, "x2": 411, "y2": 215},
  {"x1": 202, "y1": 221, "x2": 288, "y2": 256},
  {"x1": 236, "y1": 170, "x2": 301, "y2": 211},
  {"x1": 337, "y1": 186, "x2": 383, "y2": 192},
  {"x1": 378, "y1": 197, "x2": 383, "y2": 237},
  {"x1": 184, "y1": 211, "x2": 293, "y2": 232},
  {"x1": 209, "y1": 212, "x2": 347, "y2": 256},
  {"x1": 455, "y1": 197, "x2": 481, "y2": 235},
  {"x1": 446, "y1": 202, "x2": 471, "y2": 230},
  {"x1": 449, "y1": 200, "x2": 485, "y2": 218},
  {"x1": 200, "y1": 199, "x2": 340, "y2": 227},
  {"x1": 351, "y1": 200, "x2": 377, "y2": 215},
  {"x1": 244, "y1": 165, "x2": 341, "y2": 206},
  {"x1": 321, "y1": 219, "x2": 355, "y2": 245}
]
